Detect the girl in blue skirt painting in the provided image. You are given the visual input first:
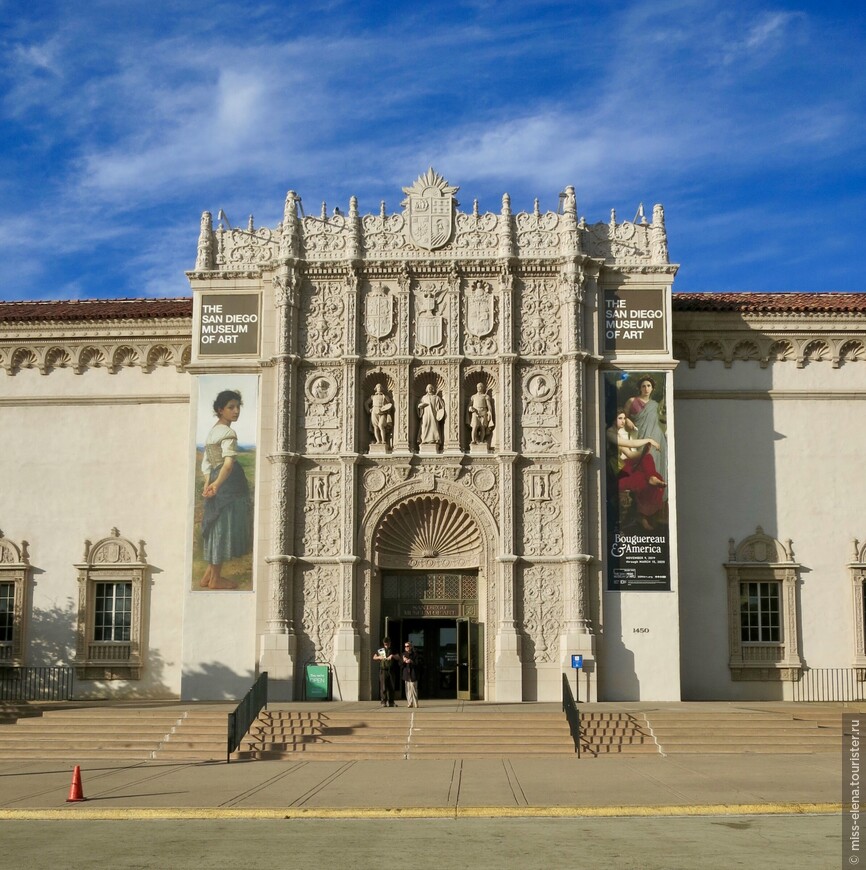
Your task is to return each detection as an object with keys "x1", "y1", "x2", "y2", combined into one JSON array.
[{"x1": 199, "y1": 389, "x2": 252, "y2": 589}]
